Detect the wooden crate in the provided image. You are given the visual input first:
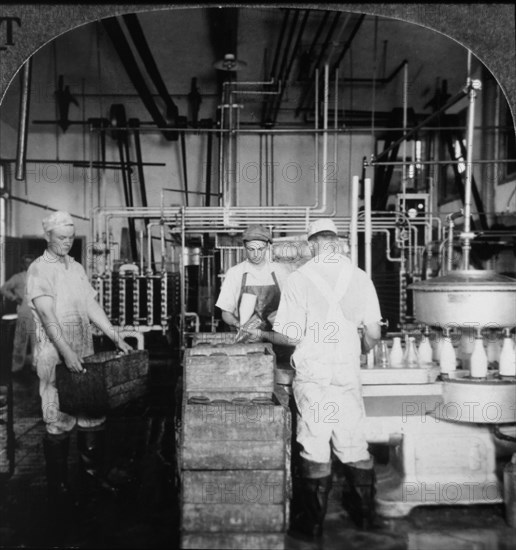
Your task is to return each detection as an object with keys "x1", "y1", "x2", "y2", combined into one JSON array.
[
  {"x1": 190, "y1": 332, "x2": 238, "y2": 347},
  {"x1": 56, "y1": 350, "x2": 149, "y2": 417},
  {"x1": 180, "y1": 532, "x2": 285, "y2": 549},
  {"x1": 184, "y1": 344, "x2": 275, "y2": 399},
  {"x1": 180, "y1": 393, "x2": 291, "y2": 470},
  {"x1": 181, "y1": 469, "x2": 288, "y2": 533}
]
